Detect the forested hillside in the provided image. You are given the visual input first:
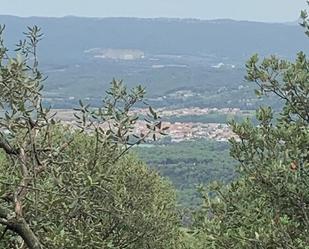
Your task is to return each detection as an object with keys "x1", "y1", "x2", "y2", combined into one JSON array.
[{"x1": 135, "y1": 140, "x2": 236, "y2": 206}]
